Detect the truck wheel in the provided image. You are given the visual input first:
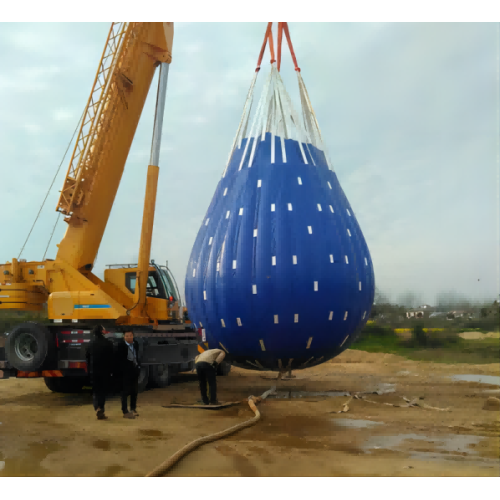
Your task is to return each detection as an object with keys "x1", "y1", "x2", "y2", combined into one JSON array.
[
  {"x1": 44, "y1": 377, "x2": 84, "y2": 393},
  {"x1": 5, "y1": 322, "x2": 55, "y2": 372},
  {"x1": 150, "y1": 364, "x2": 171, "y2": 388},
  {"x1": 217, "y1": 361, "x2": 231, "y2": 376},
  {"x1": 137, "y1": 366, "x2": 149, "y2": 393}
]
